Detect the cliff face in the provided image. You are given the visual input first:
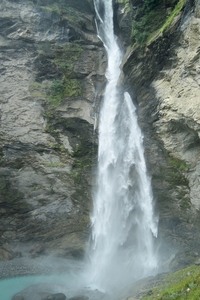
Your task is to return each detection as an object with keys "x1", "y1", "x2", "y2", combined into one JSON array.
[
  {"x1": 0, "y1": 0, "x2": 106, "y2": 260},
  {"x1": 122, "y1": 0, "x2": 200, "y2": 267},
  {"x1": 1, "y1": 0, "x2": 200, "y2": 269}
]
